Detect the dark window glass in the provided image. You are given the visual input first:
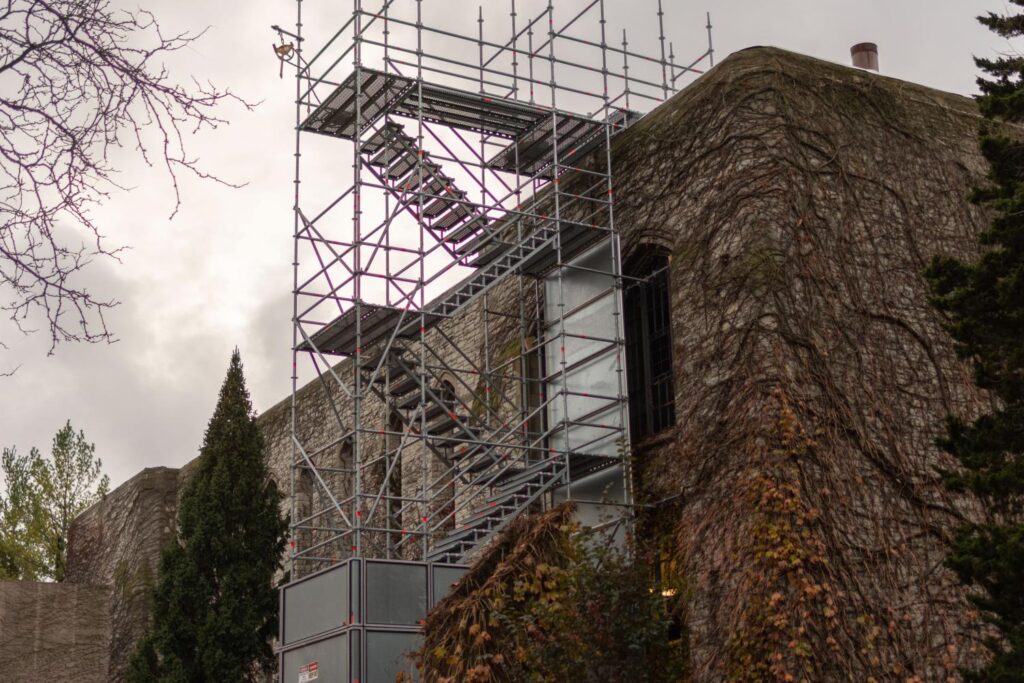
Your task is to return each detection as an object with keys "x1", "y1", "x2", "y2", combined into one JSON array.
[{"x1": 624, "y1": 253, "x2": 675, "y2": 440}]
